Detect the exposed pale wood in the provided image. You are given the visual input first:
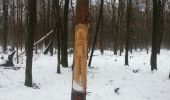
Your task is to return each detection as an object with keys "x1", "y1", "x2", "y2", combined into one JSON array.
[
  {"x1": 71, "y1": 0, "x2": 89, "y2": 99},
  {"x1": 34, "y1": 30, "x2": 53, "y2": 46},
  {"x1": 73, "y1": 24, "x2": 88, "y2": 93}
]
